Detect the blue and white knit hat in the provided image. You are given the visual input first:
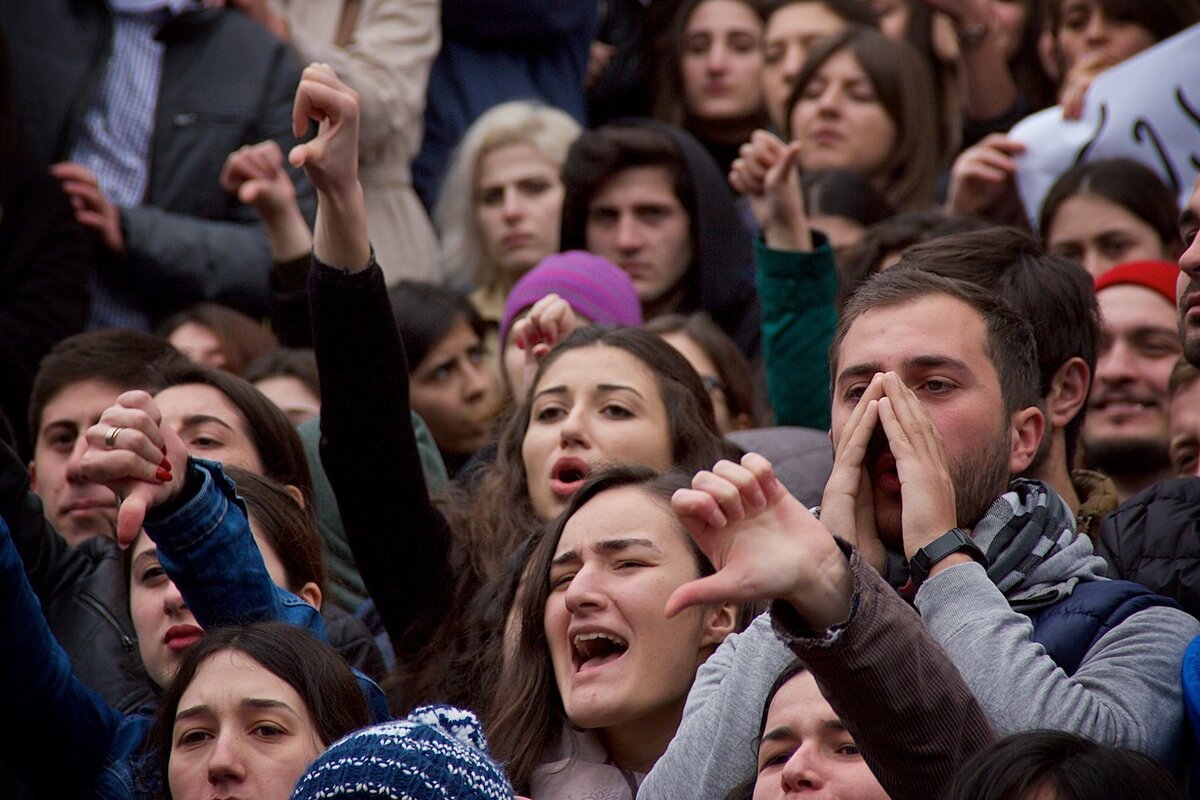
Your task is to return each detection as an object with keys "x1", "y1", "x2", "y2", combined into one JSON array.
[{"x1": 290, "y1": 705, "x2": 514, "y2": 800}]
